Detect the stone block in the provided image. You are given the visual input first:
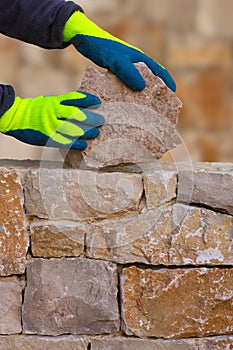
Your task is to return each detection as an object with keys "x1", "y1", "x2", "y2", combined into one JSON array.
[
  {"x1": 121, "y1": 267, "x2": 233, "y2": 338},
  {"x1": 0, "y1": 169, "x2": 29, "y2": 276},
  {"x1": 87, "y1": 208, "x2": 172, "y2": 265},
  {"x1": 87, "y1": 204, "x2": 233, "y2": 266},
  {"x1": 30, "y1": 221, "x2": 85, "y2": 258},
  {"x1": 22, "y1": 258, "x2": 119, "y2": 335},
  {"x1": 62, "y1": 63, "x2": 182, "y2": 169},
  {"x1": 23, "y1": 169, "x2": 143, "y2": 220},
  {"x1": 91, "y1": 336, "x2": 233, "y2": 350},
  {"x1": 0, "y1": 277, "x2": 22, "y2": 334},
  {"x1": 178, "y1": 162, "x2": 233, "y2": 215},
  {"x1": 0, "y1": 335, "x2": 88, "y2": 350},
  {"x1": 144, "y1": 168, "x2": 177, "y2": 208}
]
